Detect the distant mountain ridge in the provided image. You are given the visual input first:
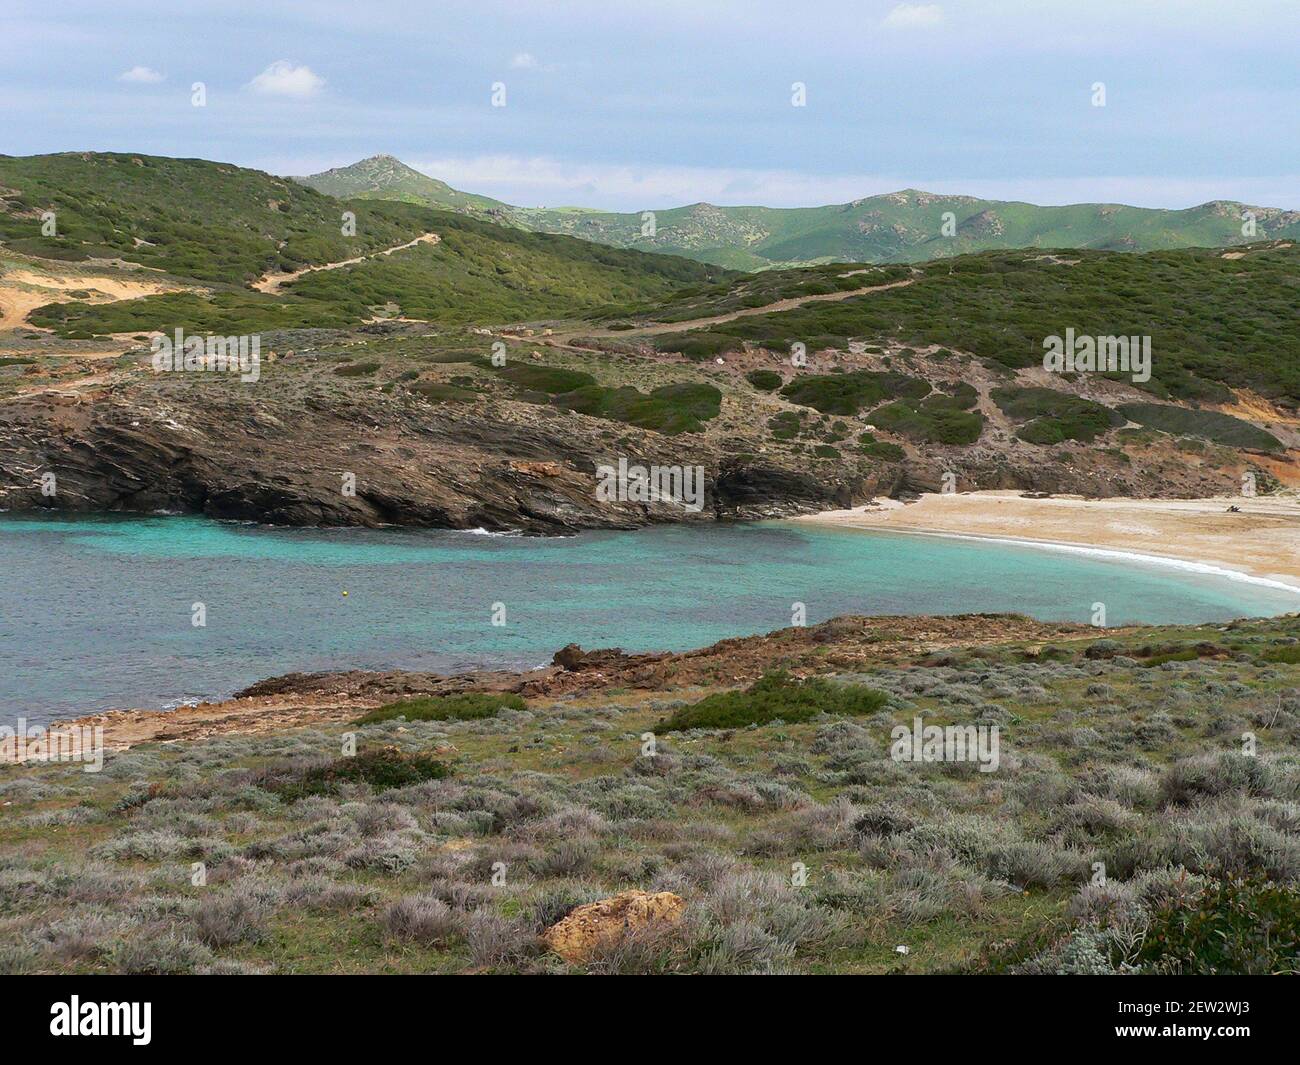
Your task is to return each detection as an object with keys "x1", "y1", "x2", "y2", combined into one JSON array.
[{"x1": 297, "y1": 155, "x2": 1300, "y2": 270}]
